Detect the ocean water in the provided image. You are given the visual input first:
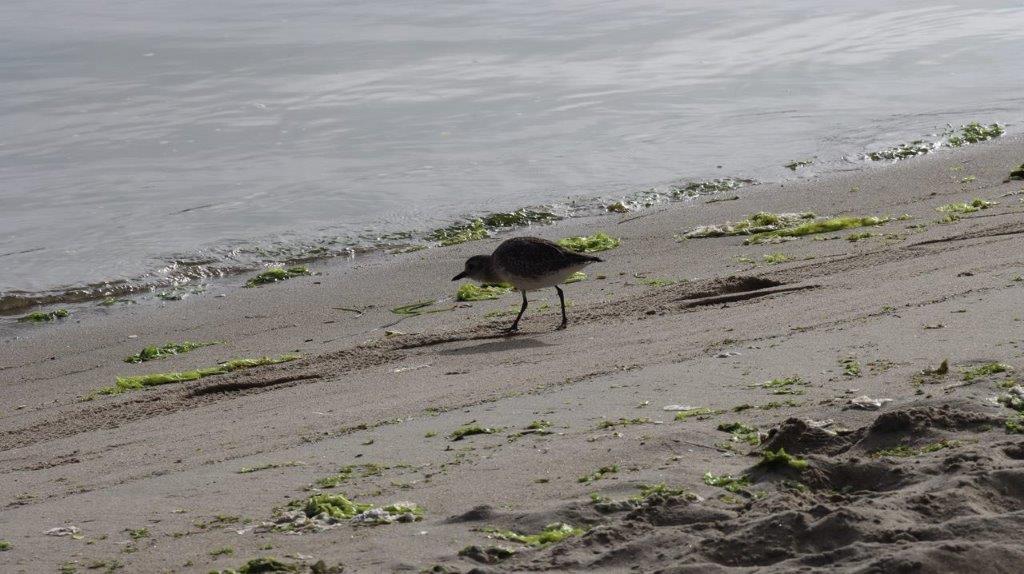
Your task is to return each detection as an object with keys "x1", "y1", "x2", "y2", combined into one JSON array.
[{"x1": 2, "y1": 0, "x2": 1023, "y2": 311}]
